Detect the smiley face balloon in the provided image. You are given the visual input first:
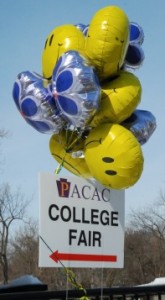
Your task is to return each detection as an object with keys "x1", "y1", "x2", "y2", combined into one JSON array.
[
  {"x1": 42, "y1": 24, "x2": 85, "y2": 79},
  {"x1": 90, "y1": 70, "x2": 142, "y2": 126},
  {"x1": 84, "y1": 123, "x2": 144, "y2": 189},
  {"x1": 85, "y1": 6, "x2": 129, "y2": 81}
]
